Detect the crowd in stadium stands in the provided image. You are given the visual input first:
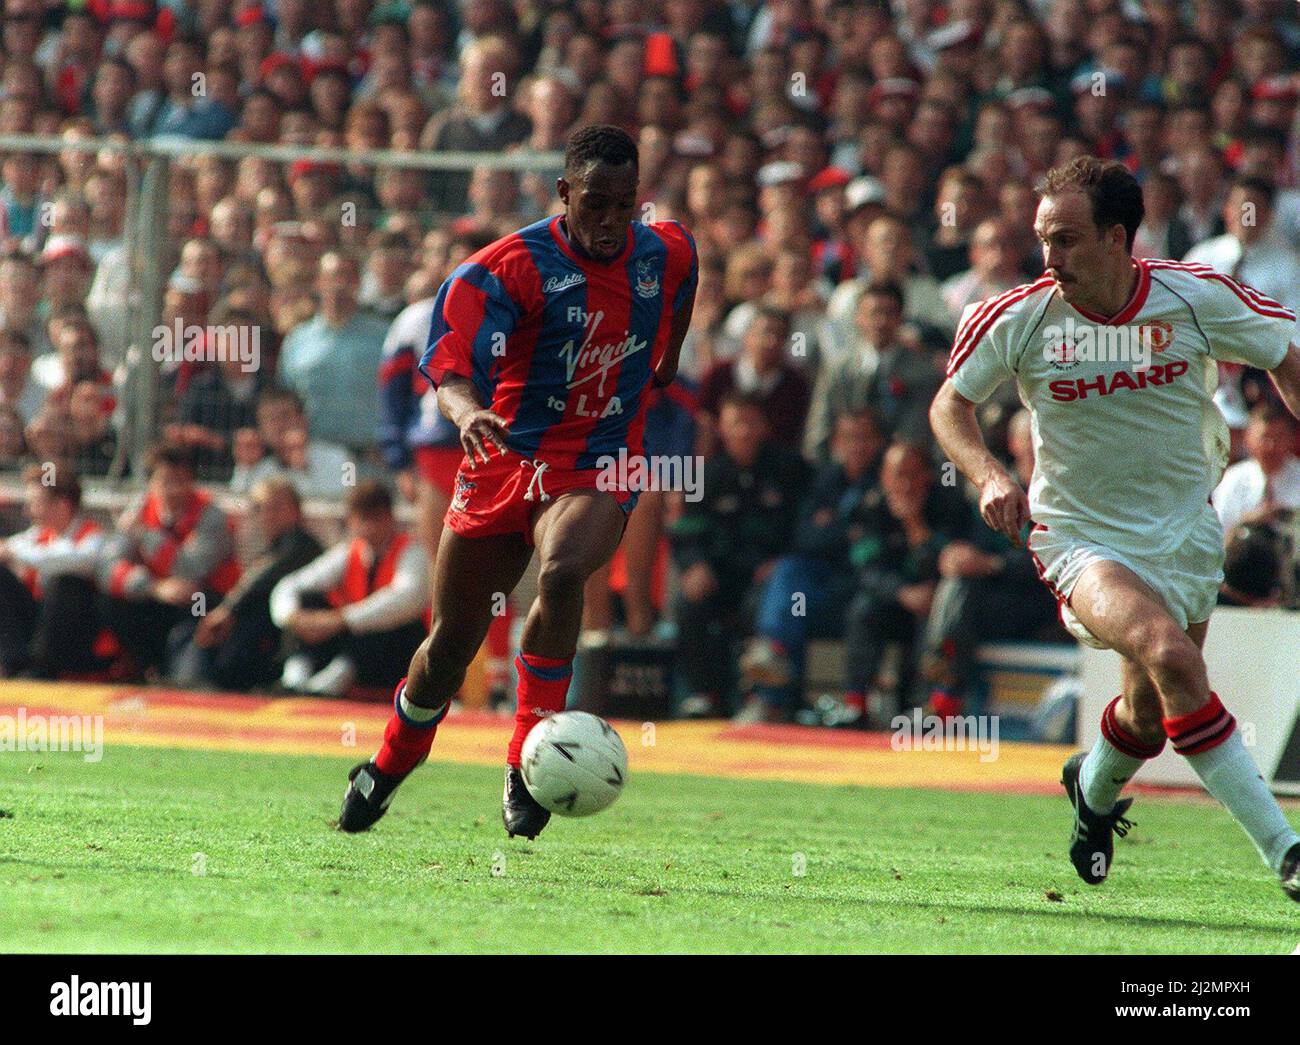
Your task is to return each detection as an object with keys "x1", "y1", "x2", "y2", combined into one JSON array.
[{"x1": 1, "y1": 0, "x2": 1299, "y2": 726}]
